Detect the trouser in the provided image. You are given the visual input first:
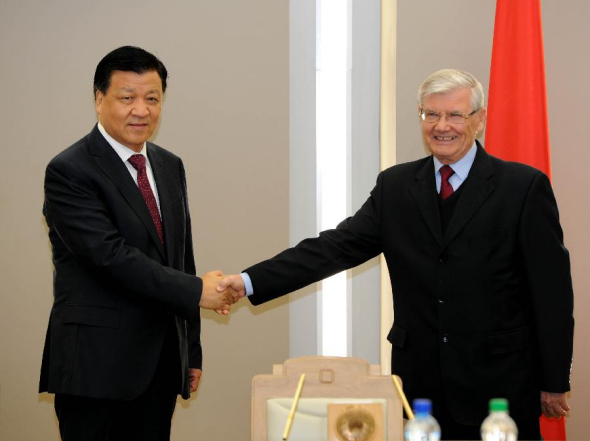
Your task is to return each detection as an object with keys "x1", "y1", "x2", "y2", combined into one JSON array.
[
  {"x1": 55, "y1": 324, "x2": 180, "y2": 441},
  {"x1": 435, "y1": 400, "x2": 542, "y2": 441},
  {"x1": 392, "y1": 351, "x2": 542, "y2": 440}
]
